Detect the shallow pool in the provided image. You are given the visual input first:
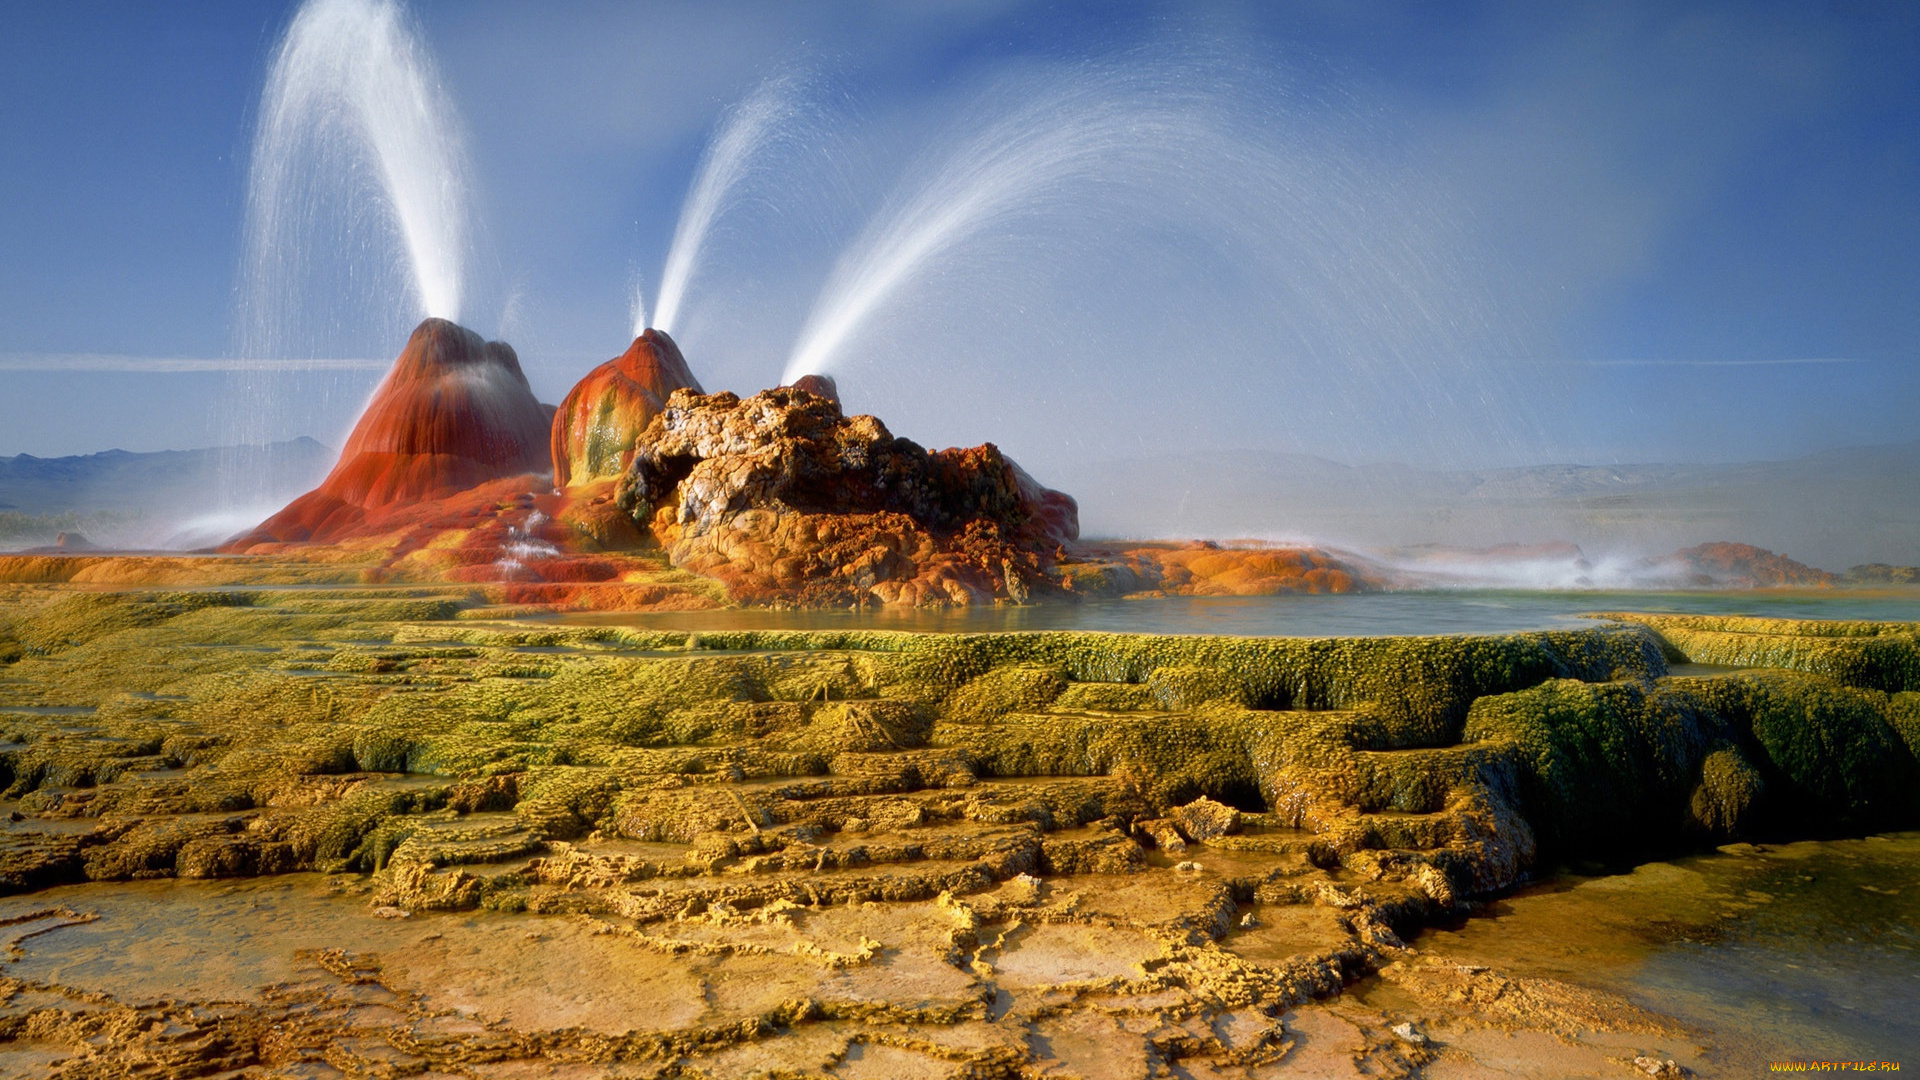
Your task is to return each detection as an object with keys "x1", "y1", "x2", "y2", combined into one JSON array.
[
  {"x1": 552, "y1": 588, "x2": 1920, "y2": 637},
  {"x1": 1400, "y1": 833, "x2": 1920, "y2": 1072}
]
